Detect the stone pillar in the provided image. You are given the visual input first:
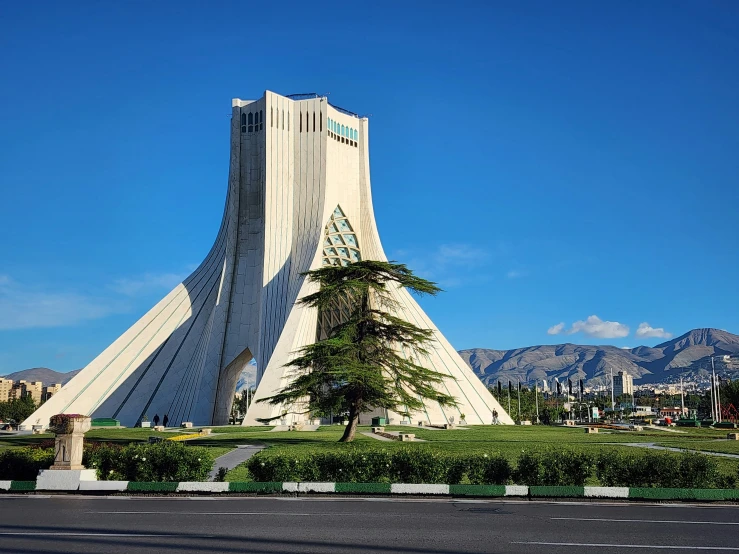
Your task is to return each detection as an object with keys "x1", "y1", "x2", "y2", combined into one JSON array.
[
  {"x1": 37, "y1": 414, "x2": 97, "y2": 490},
  {"x1": 49, "y1": 415, "x2": 91, "y2": 470}
]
